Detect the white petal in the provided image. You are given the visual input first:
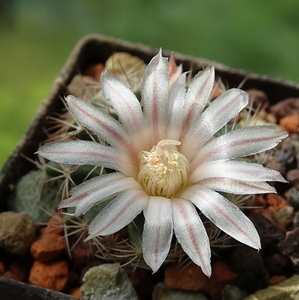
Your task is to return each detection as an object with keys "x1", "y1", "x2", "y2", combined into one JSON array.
[
  {"x1": 87, "y1": 189, "x2": 149, "y2": 239},
  {"x1": 183, "y1": 186, "x2": 261, "y2": 250},
  {"x1": 68, "y1": 175, "x2": 141, "y2": 216},
  {"x1": 172, "y1": 198, "x2": 211, "y2": 277},
  {"x1": 178, "y1": 67, "x2": 214, "y2": 141},
  {"x1": 190, "y1": 126, "x2": 288, "y2": 172},
  {"x1": 37, "y1": 140, "x2": 129, "y2": 173},
  {"x1": 65, "y1": 95, "x2": 139, "y2": 159},
  {"x1": 142, "y1": 50, "x2": 169, "y2": 144},
  {"x1": 167, "y1": 72, "x2": 188, "y2": 140},
  {"x1": 101, "y1": 70, "x2": 150, "y2": 152},
  {"x1": 182, "y1": 89, "x2": 248, "y2": 160},
  {"x1": 196, "y1": 177, "x2": 276, "y2": 194},
  {"x1": 75, "y1": 177, "x2": 142, "y2": 216},
  {"x1": 142, "y1": 196, "x2": 173, "y2": 273},
  {"x1": 58, "y1": 172, "x2": 128, "y2": 209},
  {"x1": 189, "y1": 159, "x2": 287, "y2": 184},
  {"x1": 197, "y1": 177, "x2": 276, "y2": 195}
]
